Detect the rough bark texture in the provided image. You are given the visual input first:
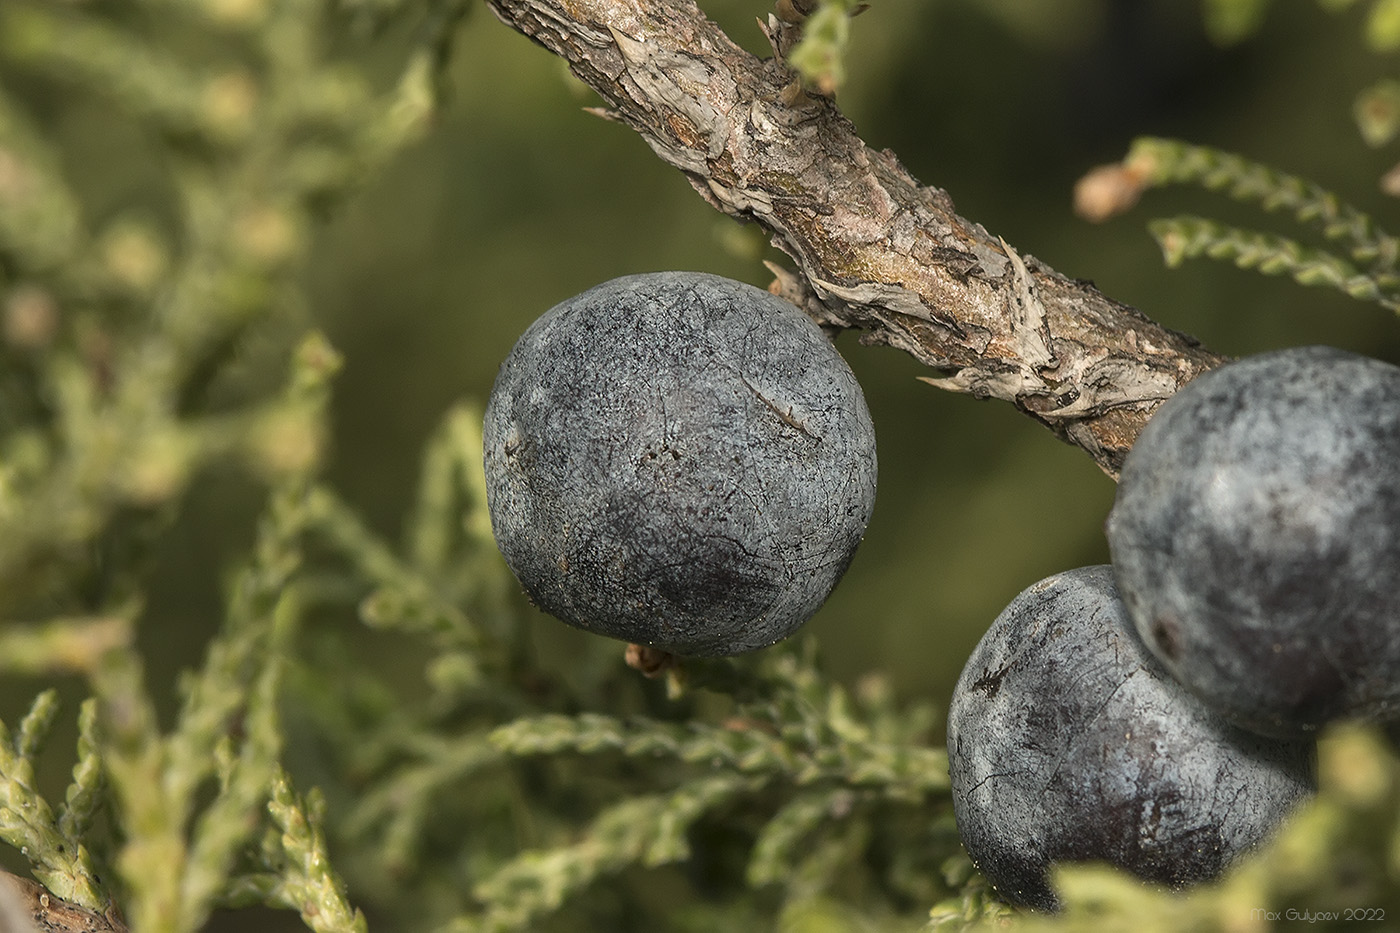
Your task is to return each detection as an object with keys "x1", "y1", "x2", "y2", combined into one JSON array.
[
  {"x1": 485, "y1": 0, "x2": 1228, "y2": 478},
  {"x1": 0, "y1": 873, "x2": 127, "y2": 933}
]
